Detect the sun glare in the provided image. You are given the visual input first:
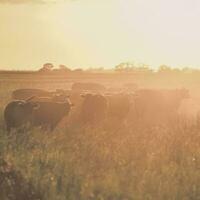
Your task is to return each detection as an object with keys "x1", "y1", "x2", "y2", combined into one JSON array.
[
  {"x1": 0, "y1": 0, "x2": 200, "y2": 69},
  {"x1": 1, "y1": 1, "x2": 200, "y2": 199}
]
